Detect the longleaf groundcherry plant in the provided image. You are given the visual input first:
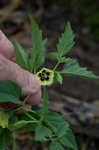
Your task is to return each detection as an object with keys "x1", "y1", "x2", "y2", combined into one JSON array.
[{"x1": 0, "y1": 15, "x2": 99, "y2": 150}]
